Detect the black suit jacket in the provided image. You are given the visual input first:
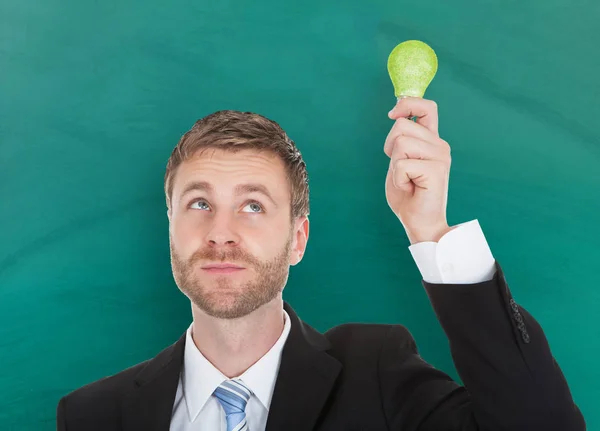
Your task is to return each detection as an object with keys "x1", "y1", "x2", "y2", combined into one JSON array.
[{"x1": 57, "y1": 260, "x2": 585, "y2": 430}]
